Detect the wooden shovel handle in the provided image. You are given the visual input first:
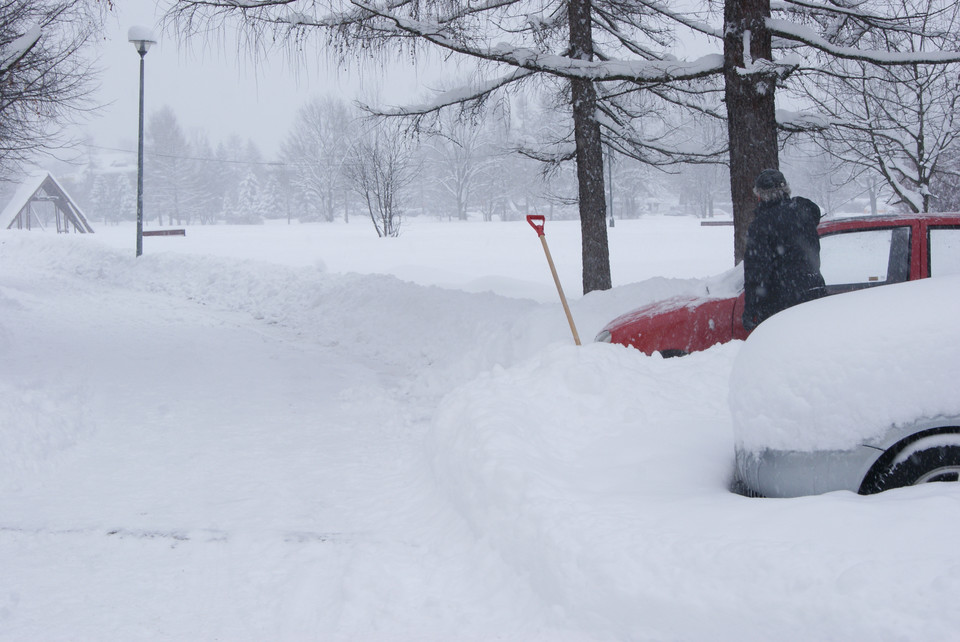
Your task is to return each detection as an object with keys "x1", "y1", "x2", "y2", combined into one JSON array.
[{"x1": 526, "y1": 215, "x2": 581, "y2": 345}]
